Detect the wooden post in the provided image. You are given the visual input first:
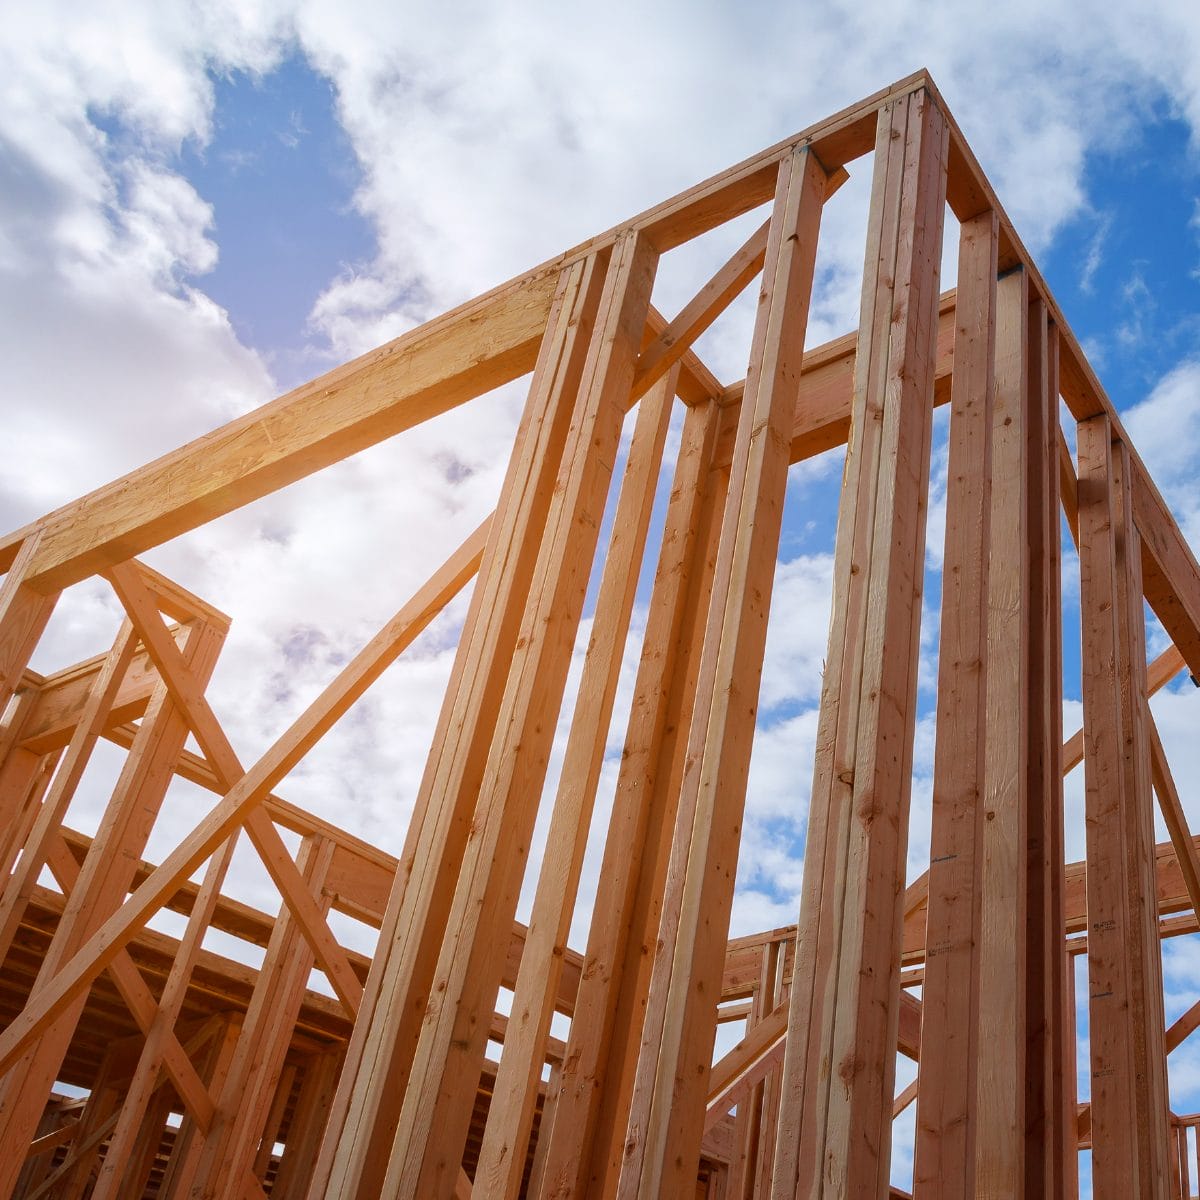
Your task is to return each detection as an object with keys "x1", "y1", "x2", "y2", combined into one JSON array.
[
  {"x1": 1023, "y1": 304, "x2": 1070, "y2": 1199},
  {"x1": 383, "y1": 228, "x2": 659, "y2": 1198},
  {"x1": 473, "y1": 365, "x2": 676, "y2": 1200},
  {"x1": 617, "y1": 142, "x2": 829, "y2": 1200},
  {"x1": 973, "y1": 266, "x2": 1031, "y2": 1197},
  {"x1": 271, "y1": 1047, "x2": 343, "y2": 1200},
  {"x1": 309, "y1": 253, "x2": 611, "y2": 1199},
  {"x1": 772, "y1": 86, "x2": 948, "y2": 1199},
  {"x1": 1112, "y1": 438, "x2": 1172, "y2": 1195},
  {"x1": 157, "y1": 1013, "x2": 243, "y2": 1200},
  {"x1": 749, "y1": 939, "x2": 786, "y2": 1199},
  {"x1": 88, "y1": 831, "x2": 239, "y2": 1200},
  {"x1": 253, "y1": 1061, "x2": 297, "y2": 1177},
  {"x1": 533, "y1": 395, "x2": 732, "y2": 1199},
  {"x1": 120, "y1": 1088, "x2": 176, "y2": 1200},
  {"x1": 1077, "y1": 414, "x2": 1171, "y2": 1199},
  {"x1": 1063, "y1": 958, "x2": 1080, "y2": 1200},
  {"x1": 912, "y1": 207, "x2": 998, "y2": 1199},
  {"x1": 188, "y1": 834, "x2": 337, "y2": 1198}
]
